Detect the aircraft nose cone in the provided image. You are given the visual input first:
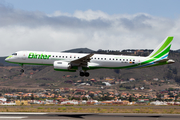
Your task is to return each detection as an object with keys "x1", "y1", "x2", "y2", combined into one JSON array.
[
  {"x1": 5, "y1": 55, "x2": 12, "y2": 62},
  {"x1": 5, "y1": 58, "x2": 9, "y2": 62}
]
